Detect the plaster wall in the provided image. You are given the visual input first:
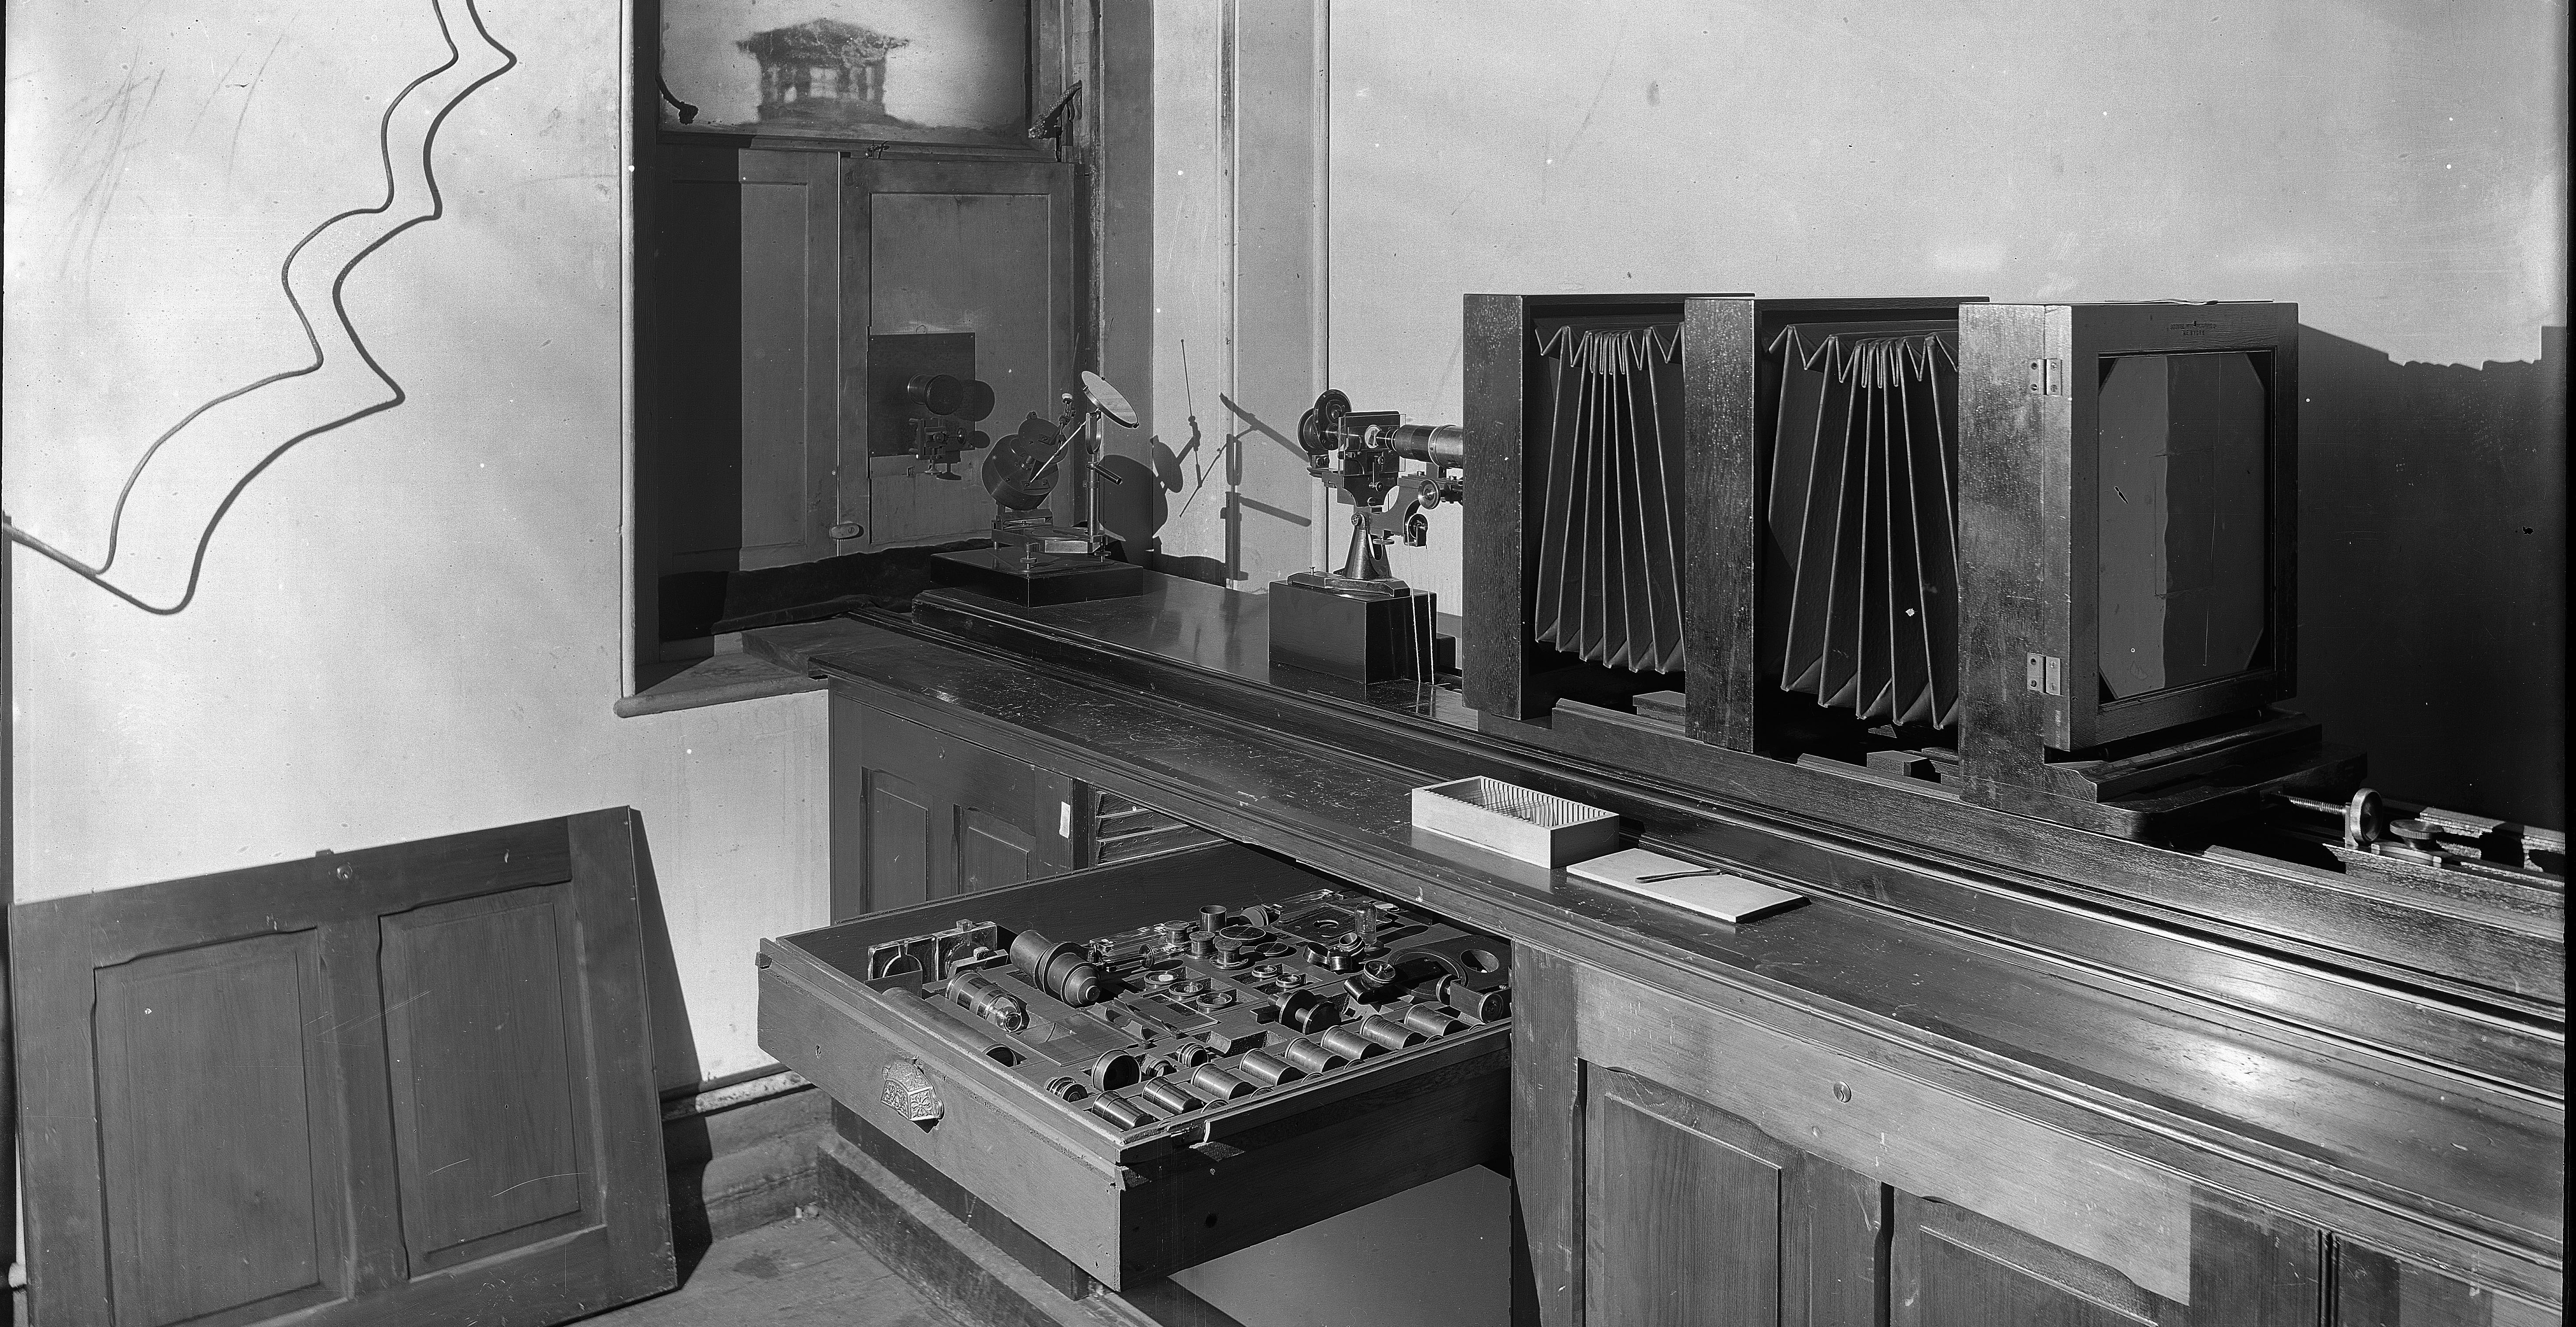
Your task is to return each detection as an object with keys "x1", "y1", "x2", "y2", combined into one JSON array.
[{"x1": 4, "y1": 0, "x2": 826, "y2": 1092}]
